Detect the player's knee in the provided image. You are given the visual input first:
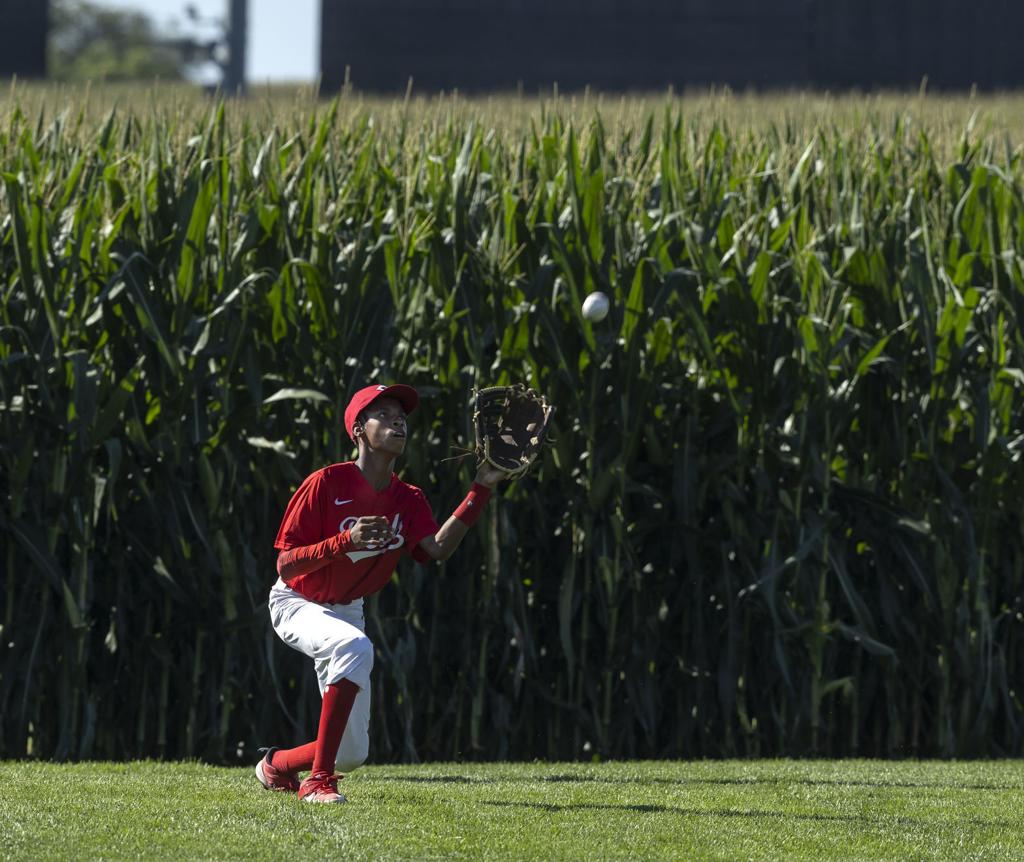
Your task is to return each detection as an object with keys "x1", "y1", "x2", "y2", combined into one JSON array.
[
  {"x1": 336, "y1": 741, "x2": 369, "y2": 773},
  {"x1": 350, "y1": 634, "x2": 374, "y2": 672},
  {"x1": 330, "y1": 634, "x2": 373, "y2": 676}
]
